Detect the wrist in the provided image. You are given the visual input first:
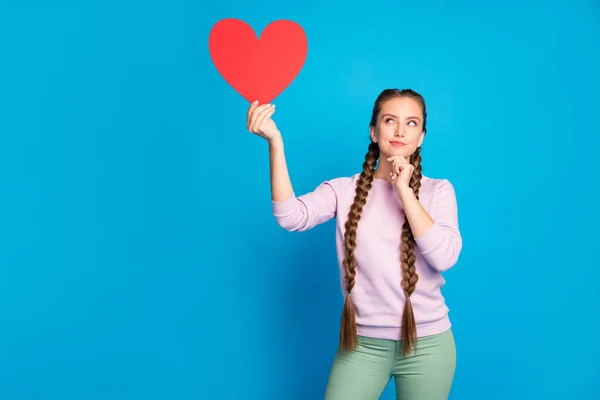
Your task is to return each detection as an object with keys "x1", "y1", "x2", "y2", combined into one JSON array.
[
  {"x1": 396, "y1": 185, "x2": 413, "y2": 197},
  {"x1": 268, "y1": 134, "x2": 283, "y2": 149}
]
